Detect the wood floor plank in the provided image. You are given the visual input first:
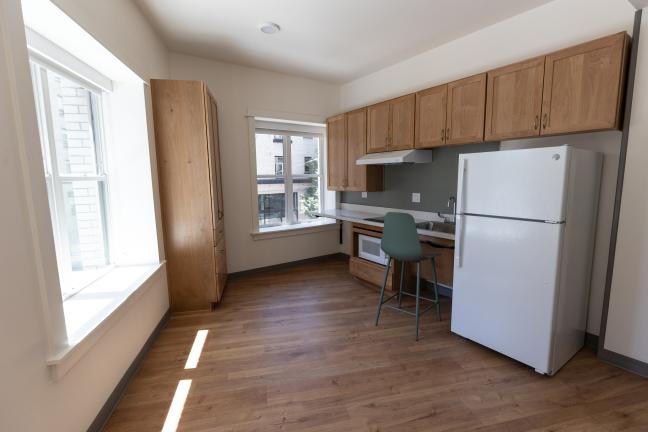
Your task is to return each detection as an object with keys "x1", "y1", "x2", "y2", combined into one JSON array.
[{"x1": 103, "y1": 256, "x2": 648, "y2": 432}]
